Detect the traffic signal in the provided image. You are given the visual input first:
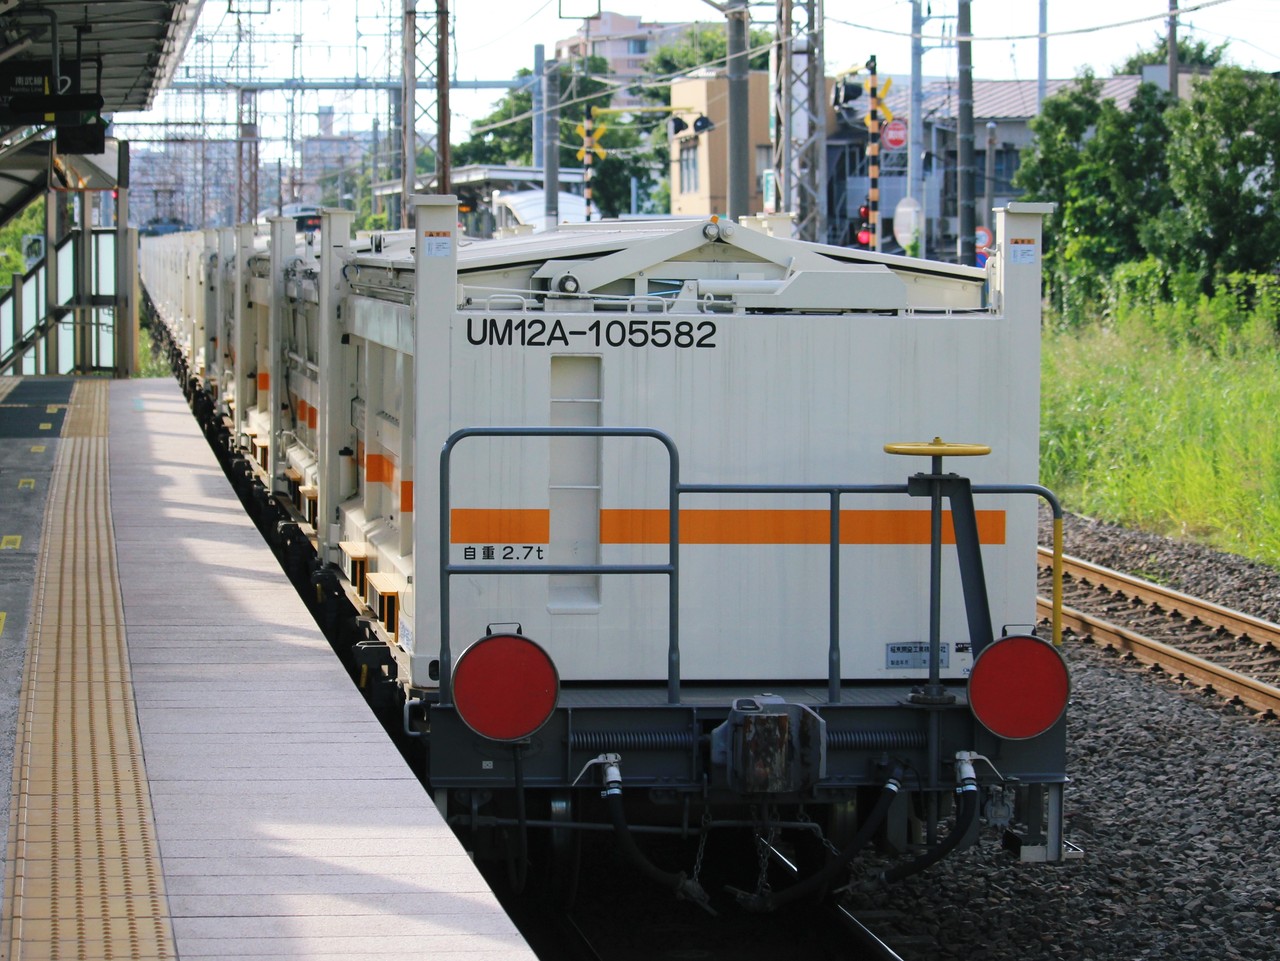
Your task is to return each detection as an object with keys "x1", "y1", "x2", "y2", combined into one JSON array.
[
  {"x1": 856, "y1": 200, "x2": 872, "y2": 247},
  {"x1": 692, "y1": 114, "x2": 714, "y2": 134},
  {"x1": 669, "y1": 116, "x2": 689, "y2": 137}
]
